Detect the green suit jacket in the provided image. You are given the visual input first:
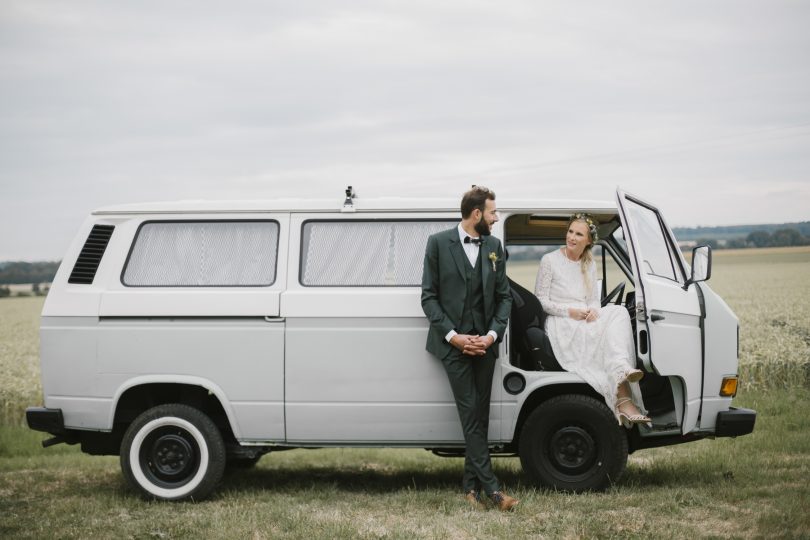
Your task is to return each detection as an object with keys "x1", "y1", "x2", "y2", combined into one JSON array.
[{"x1": 421, "y1": 227, "x2": 512, "y2": 360}]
